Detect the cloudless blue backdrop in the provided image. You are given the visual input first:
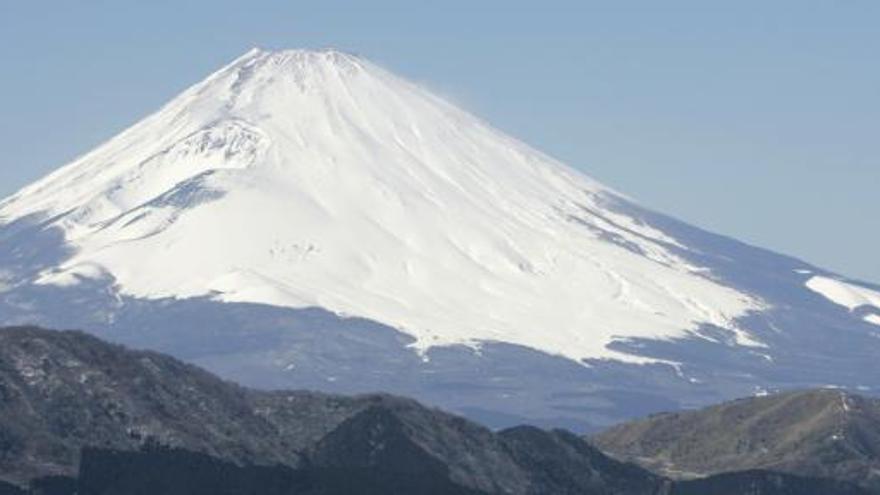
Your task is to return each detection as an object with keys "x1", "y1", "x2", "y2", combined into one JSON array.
[{"x1": 0, "y1": 1, "x2": 877, "y2": 282}]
